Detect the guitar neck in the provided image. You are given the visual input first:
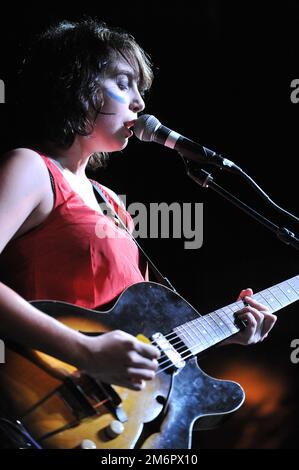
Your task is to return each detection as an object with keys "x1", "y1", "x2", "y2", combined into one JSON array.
[{"x1": 173, "y1": 274, "x2": 299, "y2": 356}]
